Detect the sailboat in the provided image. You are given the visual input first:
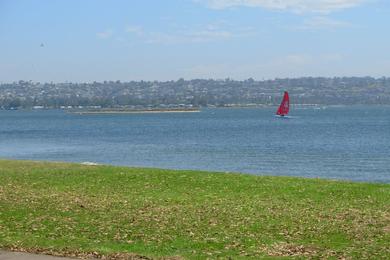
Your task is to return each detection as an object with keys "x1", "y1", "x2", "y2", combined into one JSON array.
[{"x1": 275, "y1": 91, "x2": 290, "y2": 117}]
